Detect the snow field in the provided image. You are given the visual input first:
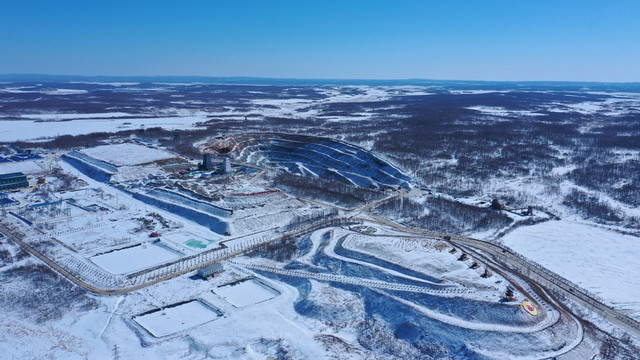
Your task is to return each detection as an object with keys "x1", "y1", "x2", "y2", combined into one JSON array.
[
  {"x1": 248, "y1": 86, "x2": 415, "y2": 120},
  {"x1": 503, "y1": 220, "x2": 640, "y2": 313},
  {"x1": 90, "y1": 243, "x2": 180, "y2": 275},
  {"x1": 303, "y1": 279, "x2": 366, "y2": 335},
  {"x1": 133, "y1": 300, "x2": 221, "y2": 337},
  {"x1": 110, "y1": 164, "x2": 162, "y2": 182},
  {"x1": 213, "y1": 278, "x2": 280, "y2": 307},
  {"x1": 112, "y1": 265, "x2": 329, "y2": 358},
  {"x1": 0, "y1": 116, "x2": 205, "y2": 142},
  {"x1": 0, "y1": 87, "x2": 87, "y2": 95},
  {"x1": 81, "y1": 143, "x2": 178, "y2": 166},
  {"x1": 0, "y1": 159, "x2": 44, "y2": 174},
  {"x1": 466, "y1": 105, "x2": 546, "y2": 117},
  {"x1": 21, "y1": 112, "x2": 132, "y2": 119},
  {"x1": 340, "y1": 227, "x2": 509, "y2": 299},
  {"x1": 0, "y1": 314, "x2": 110, "y2": 359},
  {"x1": 325, "y1": 228, "x2": 446, "y2": 286},
  {"x1": 296, "y1": 227, "x2": 326, "y2": 266},
  {"x1": 53, "y1": 219, "x2": 138, "y2": 253}
]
